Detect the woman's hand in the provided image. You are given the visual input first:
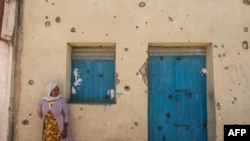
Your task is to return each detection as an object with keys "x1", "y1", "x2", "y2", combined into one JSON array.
[{"x1": 61, "y1": 129, "x2": 67, "y2": 138}]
